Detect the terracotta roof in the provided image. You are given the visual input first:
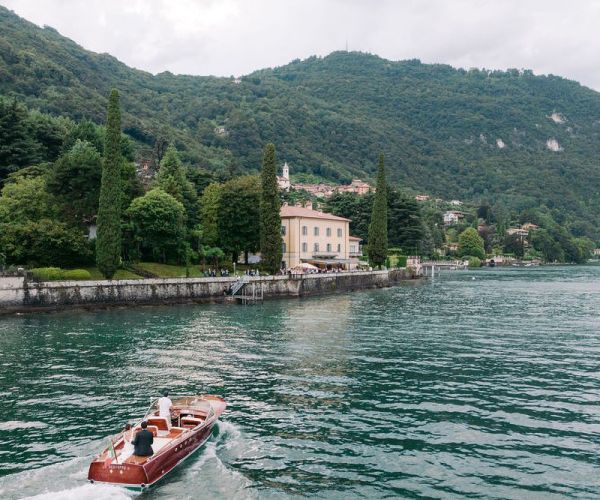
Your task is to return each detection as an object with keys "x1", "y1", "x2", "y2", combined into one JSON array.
[
  {"x1": 349, "y1": 236, "x2": 362, "y2": 241},
  {"x1": 280, "y1": 205, "x2": 351, "y2": 221}
]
